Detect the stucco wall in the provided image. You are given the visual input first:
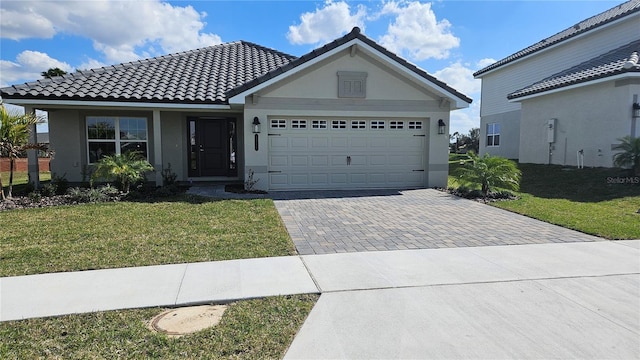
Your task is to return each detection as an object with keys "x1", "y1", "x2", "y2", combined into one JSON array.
[
  {"x1": 519, "y1": 80, "x2": 640, "y2": 168},
  {"x1": 159, "y1": 111, "x2": 186, "y2": 181},
  {"x1": 478, "y1": 110, "x2": 521, "y2": 159},
  {"x1": 48, "y1": 109, "x2": 83, "y2": 181},
  {"x1": 242, "y1": 46, "x2": 455, "y2": 191}
]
